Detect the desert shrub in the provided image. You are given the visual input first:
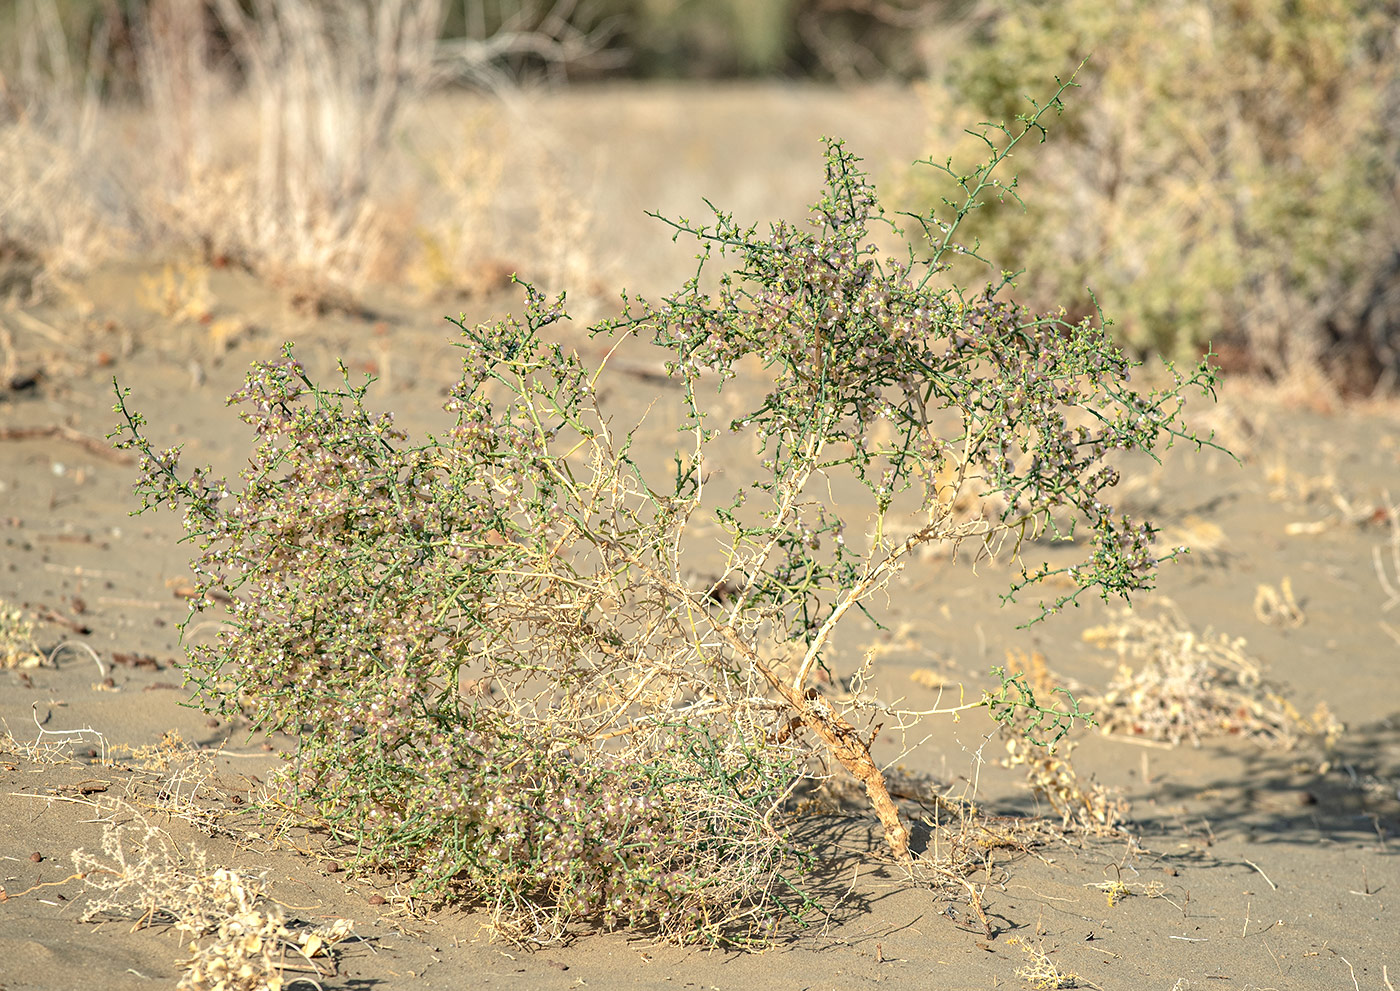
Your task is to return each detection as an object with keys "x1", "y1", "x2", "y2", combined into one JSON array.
[
  {"x1": 113, "y1": 81, "x2": 1223, "y2": 943},
  {"x1": 933, "y1": 0, "x2": 1400, "y2": 392}
]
